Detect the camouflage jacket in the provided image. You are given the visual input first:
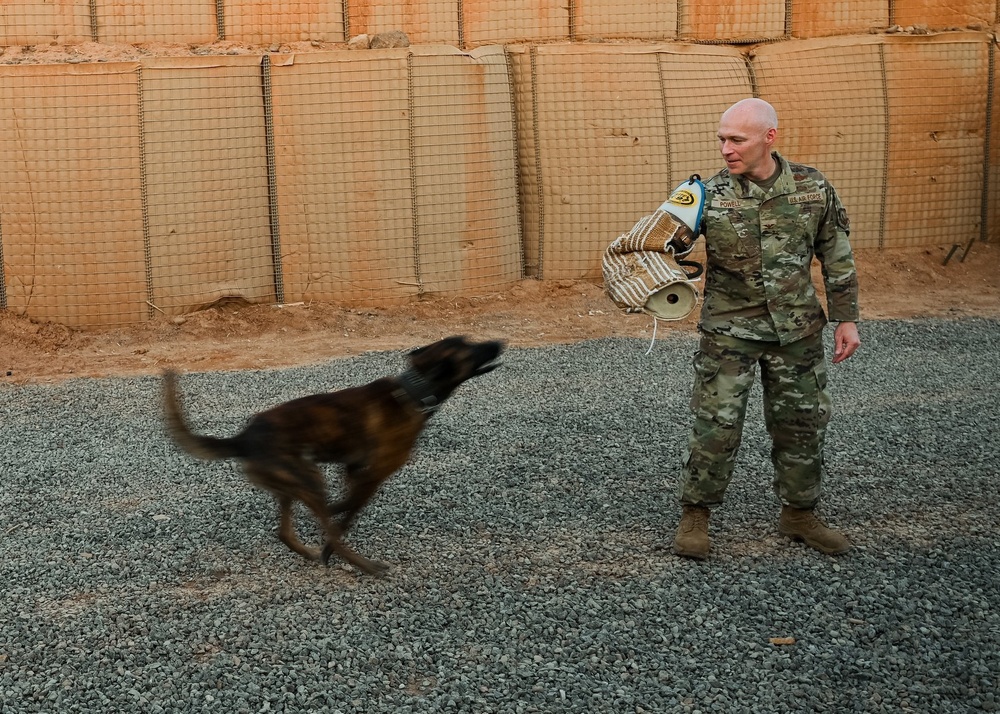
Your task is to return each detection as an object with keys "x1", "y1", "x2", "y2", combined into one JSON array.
[{"x1": 698, "y1": 151, "x2": 860, "y2": 345}]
